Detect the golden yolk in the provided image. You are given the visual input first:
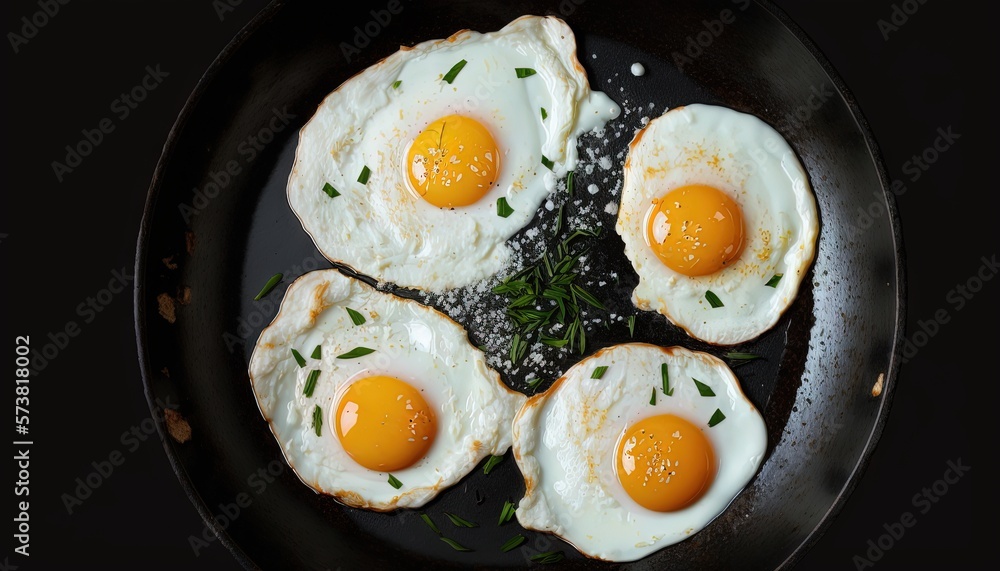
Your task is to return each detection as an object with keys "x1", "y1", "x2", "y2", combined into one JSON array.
[
  {"x1": 335, "y1": 375, "x2": 436, "y2": 472},
  {"x1": 406, "y1": 114, "x2": 500, "y2": 207},
  {"x1": 644, "y1": 184, "x2": 745, "y2": 276},
  {"x1": 615, "y1": 414, "x2": 716, "y2": 512}
]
